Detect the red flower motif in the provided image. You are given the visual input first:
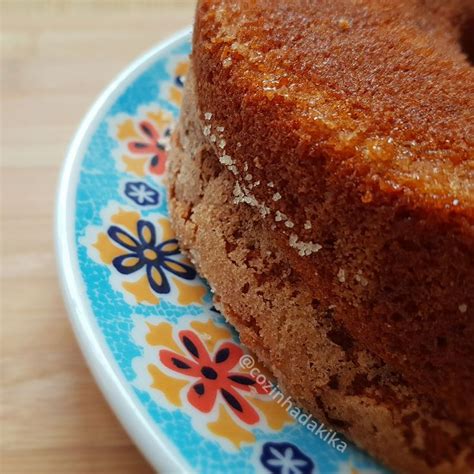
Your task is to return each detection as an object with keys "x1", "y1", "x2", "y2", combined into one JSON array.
[
  {"x1": 159, "y1": 330, "x2": 268, "y2": 425},
  {"x1": 127, "y1": 120, "x2": 171, "y2": 176}
]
